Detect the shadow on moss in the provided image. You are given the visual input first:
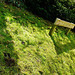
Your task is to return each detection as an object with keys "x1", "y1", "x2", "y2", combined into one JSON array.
[
  {"x1": 0, "y1": 3, "x2": 22, "y2": 75},
  {"x1": 50, "y1": 27, "x2": 75, "y2": 54}
]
